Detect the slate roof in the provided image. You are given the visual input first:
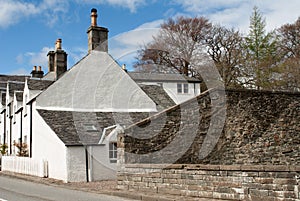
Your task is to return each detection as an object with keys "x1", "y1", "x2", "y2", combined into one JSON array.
[
  {"x1": 139, "y1": 84, "x2": 176, "y2": 111},
  {"x1": 36, "y1": 51, "x2": 156, "y2": 112},
  {"x1": 8, "y1": 82, "x2": 25, "y2": 97},
  {"x1": 0, "y1": 75, "x2": 29, "y2": 83},
  {"x1": 128, "y1": 72, "x2": 201, "y2": 83},
  {"x1": 37, "y1": 110, "x2": 150, "y2": 146},
  {"x1": 27, "y1": 79, "x2": 54, "y2": 90}
]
